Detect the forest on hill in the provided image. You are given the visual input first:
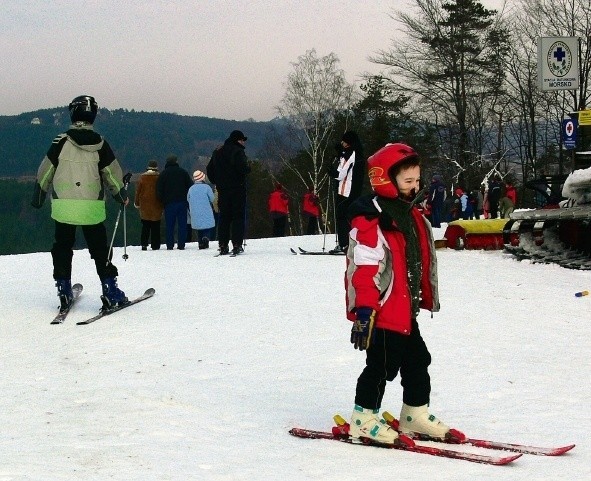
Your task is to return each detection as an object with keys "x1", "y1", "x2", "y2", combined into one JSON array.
[{"x1": 0, "y1": 108, "x2": 279, "y2": 178}]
